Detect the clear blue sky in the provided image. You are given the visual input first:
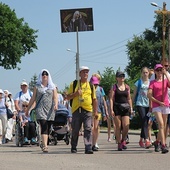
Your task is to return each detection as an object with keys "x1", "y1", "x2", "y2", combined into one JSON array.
[{"x1": 1, "y1": 0, "x2": 169, "y2": 95}]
